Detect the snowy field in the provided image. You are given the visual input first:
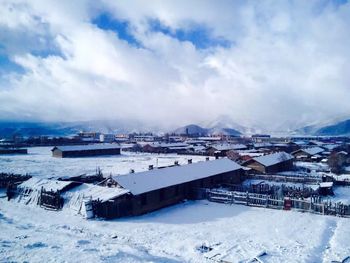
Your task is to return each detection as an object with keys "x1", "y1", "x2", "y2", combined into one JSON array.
[
  {"x1": 1, "y1": 149, "x2": 350, "y2": 262},
  {"x1": 1, "y1": 195, "x2": 350, "y2": 263},
  {"x1": 0, "y1": 147, "x2": 210, "y2": 178}
]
